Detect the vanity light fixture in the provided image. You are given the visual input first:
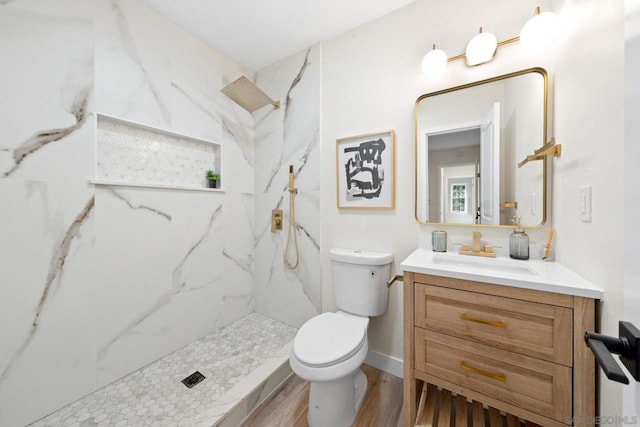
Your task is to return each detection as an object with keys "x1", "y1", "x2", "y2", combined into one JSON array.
[
  {"x1": 465, "y1": 27, "x2": 498, "y2": 66},
  {"x1": 421, "y1": 44, "x2": 448, "y2": 76},
  {"x1": 519, "y1": 6, "x2": 559, "y2": 49},
  {"x1": 421, "y1": 6, "x2": 558, "y2": 76}
]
